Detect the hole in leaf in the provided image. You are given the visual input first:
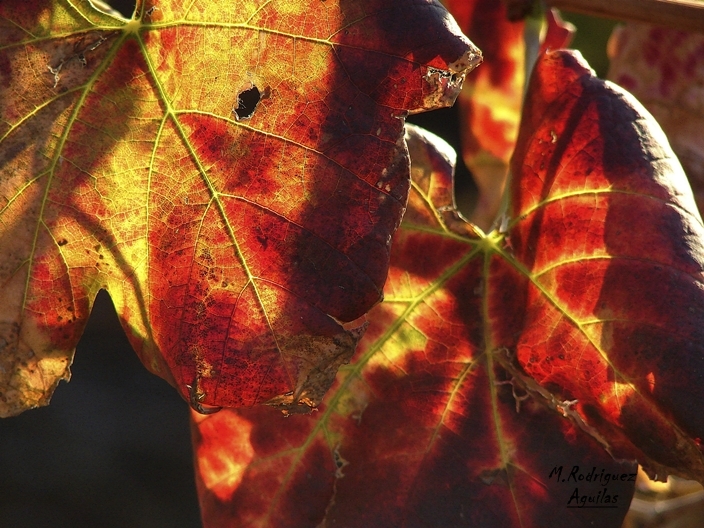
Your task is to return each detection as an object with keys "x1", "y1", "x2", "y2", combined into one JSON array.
[{"x1": 234, "y1": 86, "x2": 261, "y2": 120}]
